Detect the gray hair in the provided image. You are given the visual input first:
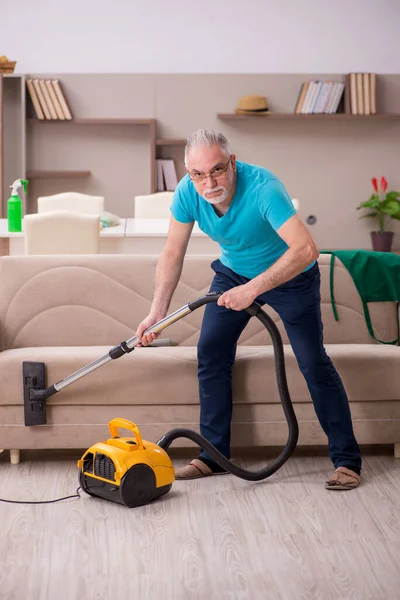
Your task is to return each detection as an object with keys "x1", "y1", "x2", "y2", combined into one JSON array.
[{"x1": 184, "y1": 129, "x2": 231, "y2": 166}]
